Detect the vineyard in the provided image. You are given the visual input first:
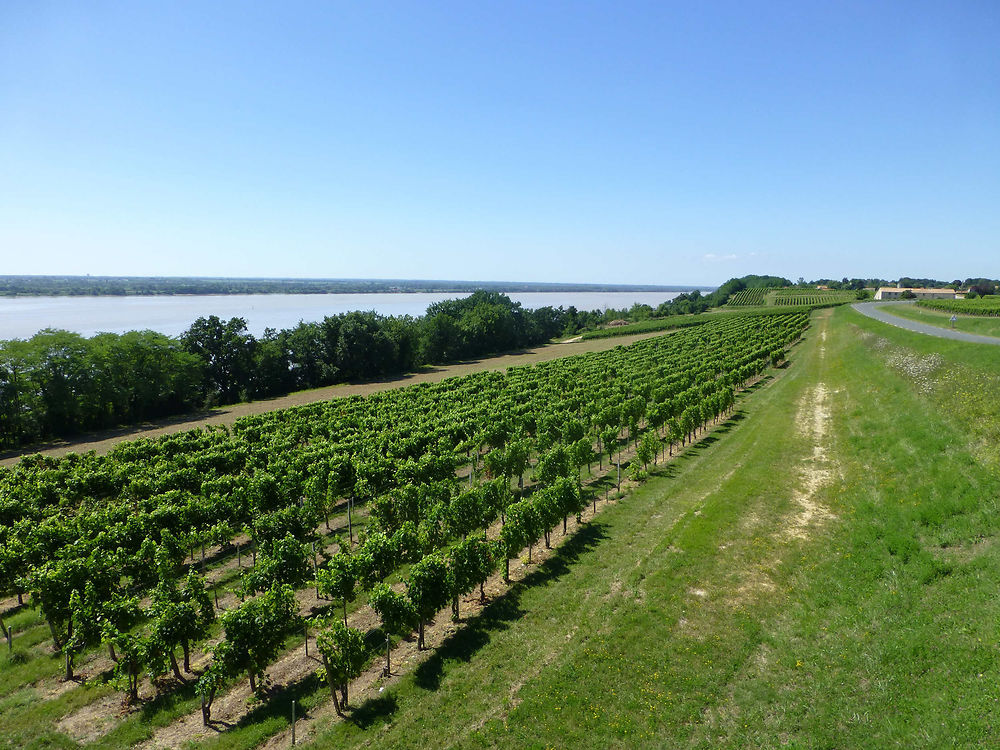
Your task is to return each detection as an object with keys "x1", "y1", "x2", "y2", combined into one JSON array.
[
  {"x1": 0, "y1": 311, "x2": 807, "y2": 747},
  {"x1": 918, "y1": 297, "x2": 1000, "y2": 317},
  {"x1": 726, "y1": 288, "x2": 767, "y2": 306},
  {"x1": 770, "y1": 289, "x2": 858, "y2": 306},
  {"x1": 726, "y1": 288, "x2": 858, "y2": 308},
  {"x1": 582, "y1": 306, "x2": 818, "y2": 340}
]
